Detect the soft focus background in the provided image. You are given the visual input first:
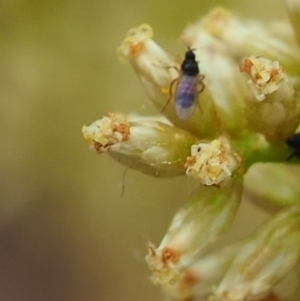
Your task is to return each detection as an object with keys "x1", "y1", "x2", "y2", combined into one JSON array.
[{"x1": 0, "y1": 0, "x2": 289, "y2": 300}]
